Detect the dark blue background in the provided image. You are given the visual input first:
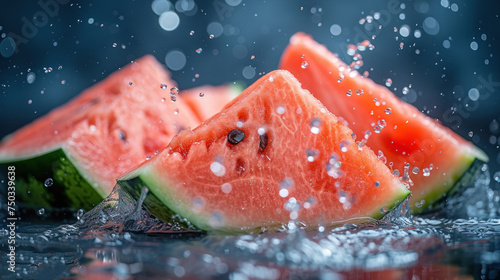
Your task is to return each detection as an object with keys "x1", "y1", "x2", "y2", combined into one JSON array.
[{"x1": 1, "y1": 0, "x2": 499, "y2": 171}]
